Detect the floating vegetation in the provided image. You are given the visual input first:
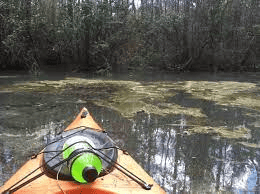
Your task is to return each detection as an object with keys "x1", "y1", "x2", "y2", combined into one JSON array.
[
  {"x1": 0, "y1": 78, "x2": 206, "y2": 118},
  {"x1": 239, "y1": 142, "x2": 260, "y2": 148},
  {"x1": 188, "y1": 126, "x2": 251, "y2": 139},
  {"x1": 183, "y1": 81, "x2": 258, "y2": 109},
  {"x1": 1, "y1": 76, "x2": 259, "y2": 139}
]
